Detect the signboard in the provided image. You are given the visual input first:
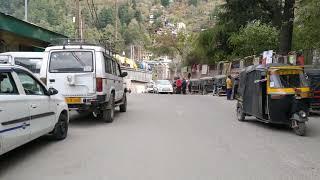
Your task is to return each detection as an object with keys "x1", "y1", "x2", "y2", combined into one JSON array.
[
  {"x1": 263, "y1": 50, "x2": 273, "y2": 64},
  {"x1": 181, "y1": 66, "x2": 188, "y2": 73},
  {"x1": 201, "y1": 64, "x2": 208, "y2": 74}
]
